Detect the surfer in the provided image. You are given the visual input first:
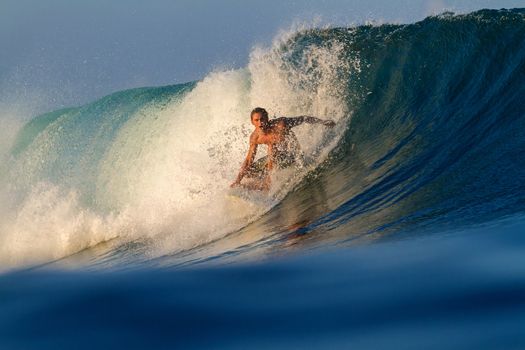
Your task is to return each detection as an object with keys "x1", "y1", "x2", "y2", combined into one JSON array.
[{"x1": 231, "y1": 107, "x2": 335, "y2": 190}]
